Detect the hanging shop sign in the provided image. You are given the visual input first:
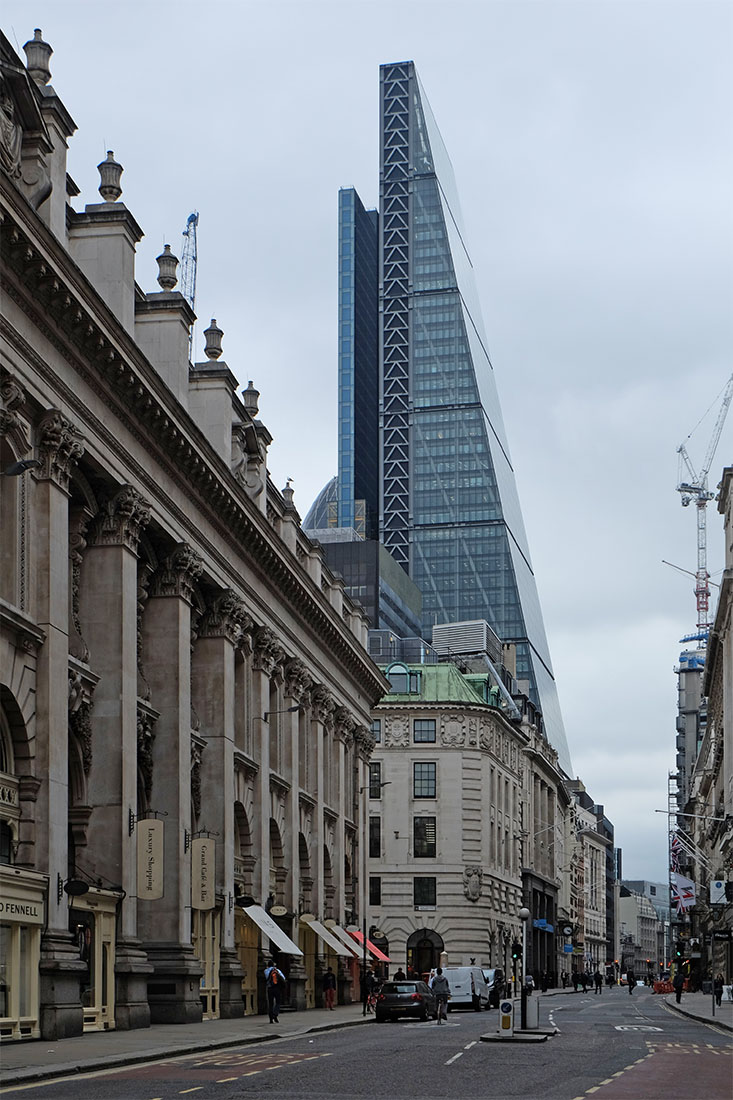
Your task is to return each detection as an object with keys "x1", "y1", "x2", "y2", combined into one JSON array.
[
  {"x1": 269, "y1": 904, "x2": 288, "y2": 917},
  {"x1": 191, "y1": 838, "x2": 215, "y2": 910},
  {"x1": 137, "y1": 818, "x2": 164, "y2": 900}
]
